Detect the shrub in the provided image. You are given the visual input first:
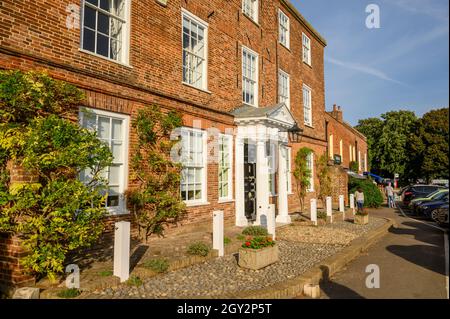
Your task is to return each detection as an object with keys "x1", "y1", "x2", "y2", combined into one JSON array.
[
  {"x1": 126, "y1": 275, "x2": 143, "y2": 287},
  {"x1": 349, "y1": 161, "x2": 359, "y2": 173},
  {"x1": 187, "y1": 242, "x2": 210, "y2": 257},
  {"x1": 143, "y1": 258, "x2": 169, "y2": 273},
  {"x1": 57, "y1": 288, "x2": 81, "y2": 299},
  {"x1": 98, "y1": 270, "x2": 113, "y2": 277},
  {"x1": 242, "y1": 226, "x2": 268, "y2": 236},
  {"x1": 236, "y1": 234, "x2": 245, "y2": 241},
  {"x1": 242, "y1": 236, "x2": 275, "y2": 250},
  {"x1": 224, "y1": 237, "x2": 231, "y2": 245},
  {"x1": 317, "y1": 211, "x2": 327, "y2": 220},
  {"x1": 349, "y1": 177, "x2": 383, "y2": 208}
]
